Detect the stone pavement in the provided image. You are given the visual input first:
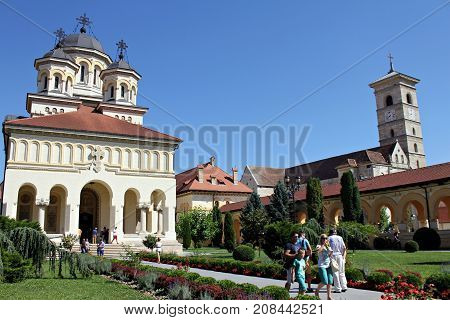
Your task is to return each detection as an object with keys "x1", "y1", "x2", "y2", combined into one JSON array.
[{"x1": 141, "y1": 261, "x2": 381, "y2": 300}]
